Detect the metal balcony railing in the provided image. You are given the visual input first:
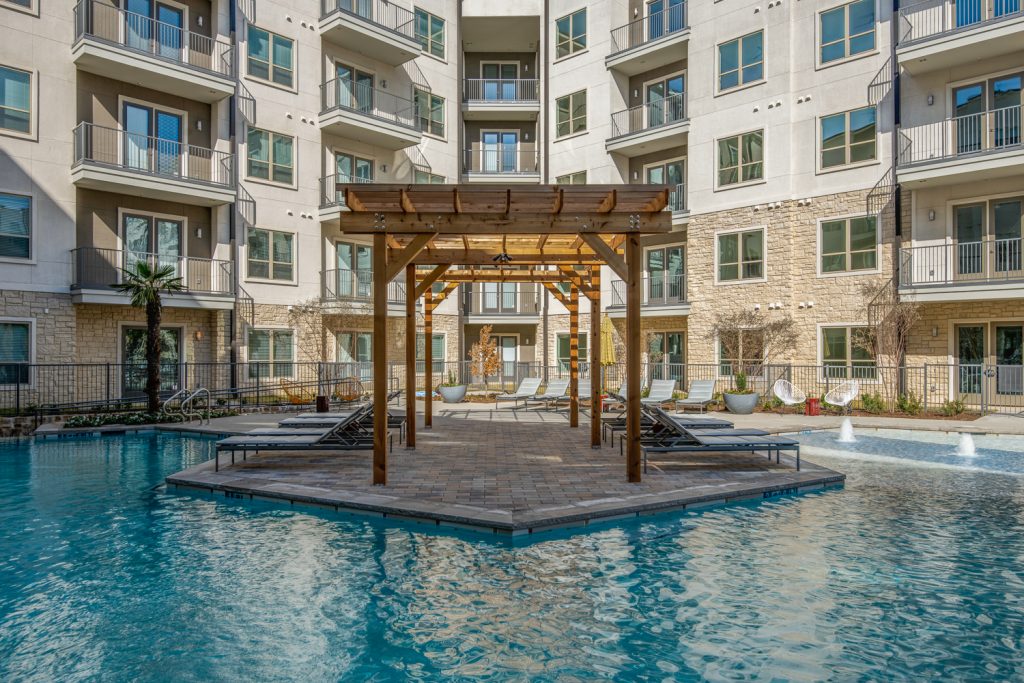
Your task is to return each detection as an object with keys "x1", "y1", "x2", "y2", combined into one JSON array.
[
  {"x1": 467, "y1": 288, "x2": 542, "y2": 315},
  {"x1": 897, "y1": 0, "x2": 1023, "y2": 45},
  {"x1": 463, "y1": 79, "x2": 539, "y2": 103},
  {"x1": 899, "y1": 239, "x2": 1024, "y2": 288},
  {"x1": 73, "y1": 0, "x2": 234, "y2": 77},
  {"x1": 322, "y1": 269, "x2": 406, "y2": 303},
  {"x1": 319, "y1": 79, "x2": 417, "y2": 130},
  {"x1": 319, "y1": 0, "x2": 416, "y2": 39},
  {"x1": 609, "y1": 274, "x2": 687, "y2": 307},
  {"x1": 897, "y1": 105, "x2": 1022, "y2": 167},
  {"x1": 668, "y1": 183, "x2": 686, "y2": 212},
  {"x1": 320, "y1": 174, "x2": 374, "y2": 208},
  {"x1": 463, "y1": 146, "x2": 539, "y2": 175},
  {"x1": 610, "y1": 1, "x2": 688, "y2": 54},
  {"x1": 72, "y1": 247, "x2": 234, "y2": 295},
  {"x1": 73, "y1": 122, "x2": 235, "y2": 188},
  {"x1": 610, "y1": 93, "x2": 686, "y2": 139}
]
